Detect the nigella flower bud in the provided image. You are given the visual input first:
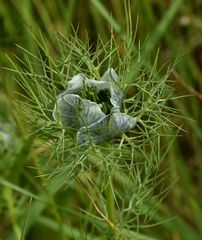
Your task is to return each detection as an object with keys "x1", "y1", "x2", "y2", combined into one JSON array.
[
  {"x1": 53, "y1": 68, "x2": 136, "y2": 144},
  {"x1": 0, "y1": 128, "x2": 13, "y2": 156}
]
